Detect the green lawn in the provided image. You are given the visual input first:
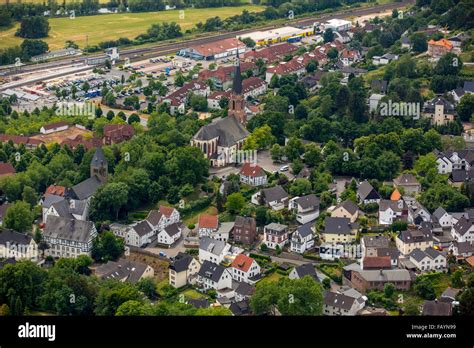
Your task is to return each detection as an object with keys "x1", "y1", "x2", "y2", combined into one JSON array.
[
  {"x1": 258, "y1": 272, "x2": 284, "y2": 285},
  {"x1": 181, "y1": 288, "x2": 206, "y2": 300},
  {"x1": 0, "y1": 5, "x2": 265, "y2": 50}
]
